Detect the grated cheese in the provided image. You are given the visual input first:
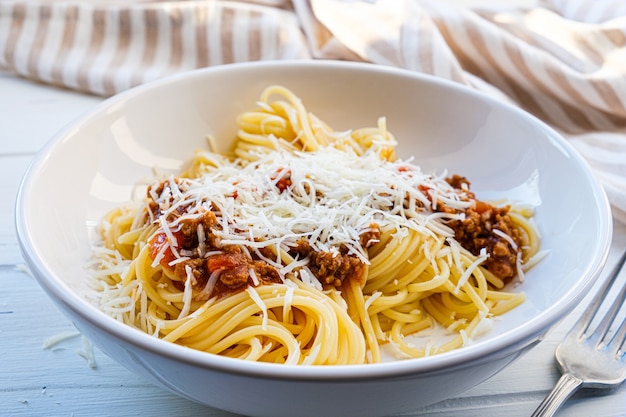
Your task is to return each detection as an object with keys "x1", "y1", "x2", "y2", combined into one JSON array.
[
  {"x1": 282, "y1": 285, "x2": 295, "y2": 321},
  {"x1": 470, "y1": 310, "x2": 494, "y2": 339},
  {"x1": 77, "y1": 336, "x2": 97, "y2": 369},
  {"x1": 150, "y1": 244, "x2": 167, "y2": 268},
  {"x1": 246, "y1": 286, "x2": 268, "y2": 330},
  {"x1": 198, "y1": 270, "x2": 222, "y2": 300},
  {"x1": 493, "y1": 228, "x2": 518, "y2": 251},
  {"x1": 364, "y1": 291, "x2": 382, "y2": 311},
  {"x1": 146, "y1": 146, "x2": 475, "y2": 287},
  {"x1": 298, "y1": 268, "x2": 323, "y2": 291},
  {"x1": 42, "y1": 330, "x2": 81, "y2": 349},
  {"x1": 196, "y1": 223, "x2": 206, "y2": 256},
  {"x1": 515, "y1": 251, "x2": 525, "y2": 283},
  {"x1": 453, "y1": 247, "x2": 488, "y2": 295},
  {"x1": 167, "y1": 256, "x2": 190, "y2": 266},
  {"x1": 524, "y1": 249, "x2": 549, "y2": 272},
  {"x1": 14, "y1": 263, "x2": 33, "y2": 278},
  {"x1": 178, "y1": 265, "x2": 194, "y2": 319},
  {"x1": 459, "y1": 329, "x2": 470, "y2": 346},
  {"x1": 249, "y1": 268, "x2": 260, "y2": 286}
]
